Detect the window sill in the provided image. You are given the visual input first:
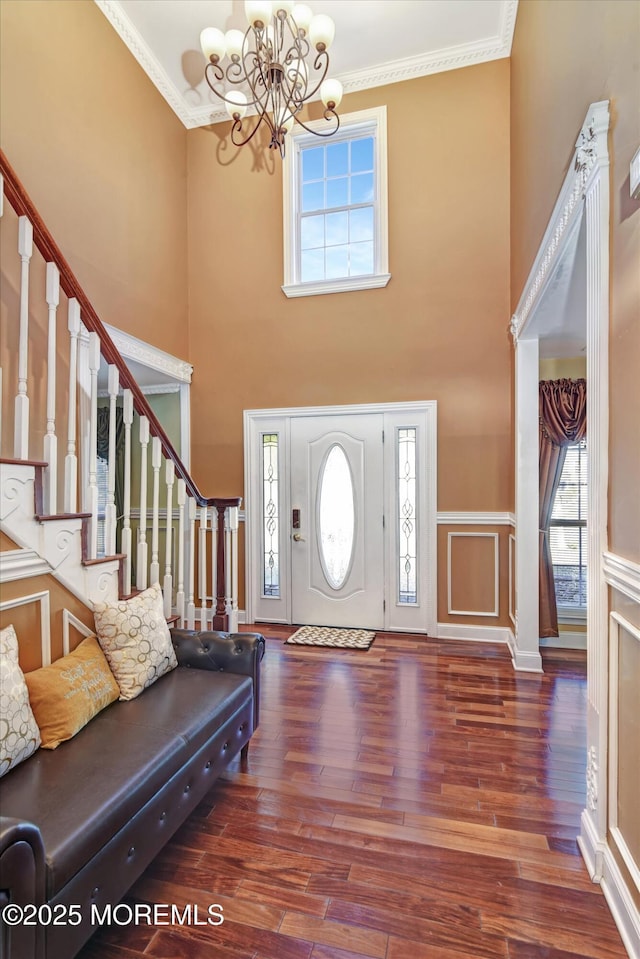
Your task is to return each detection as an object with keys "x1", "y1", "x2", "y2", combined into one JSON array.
[{"x1": 282, "y1": 273, "x2": 391, "y2": 299}]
